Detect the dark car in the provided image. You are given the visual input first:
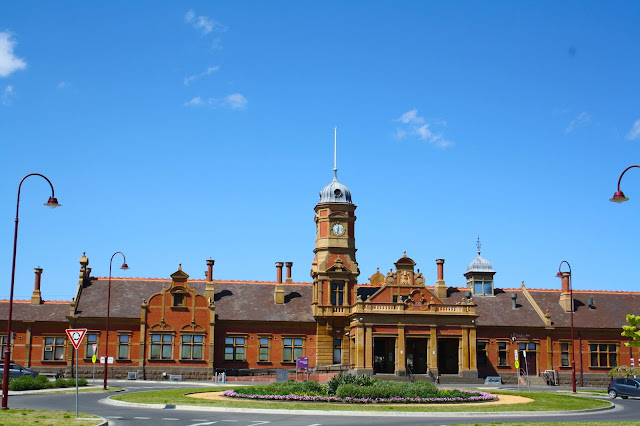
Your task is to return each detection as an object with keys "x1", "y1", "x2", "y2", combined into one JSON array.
[
  {"x1": 608, "y1": 377, "x2": 640, "y2": 399},
  {"x1": 0, "y1": 363, "x2": 37, "y2": 379}
]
